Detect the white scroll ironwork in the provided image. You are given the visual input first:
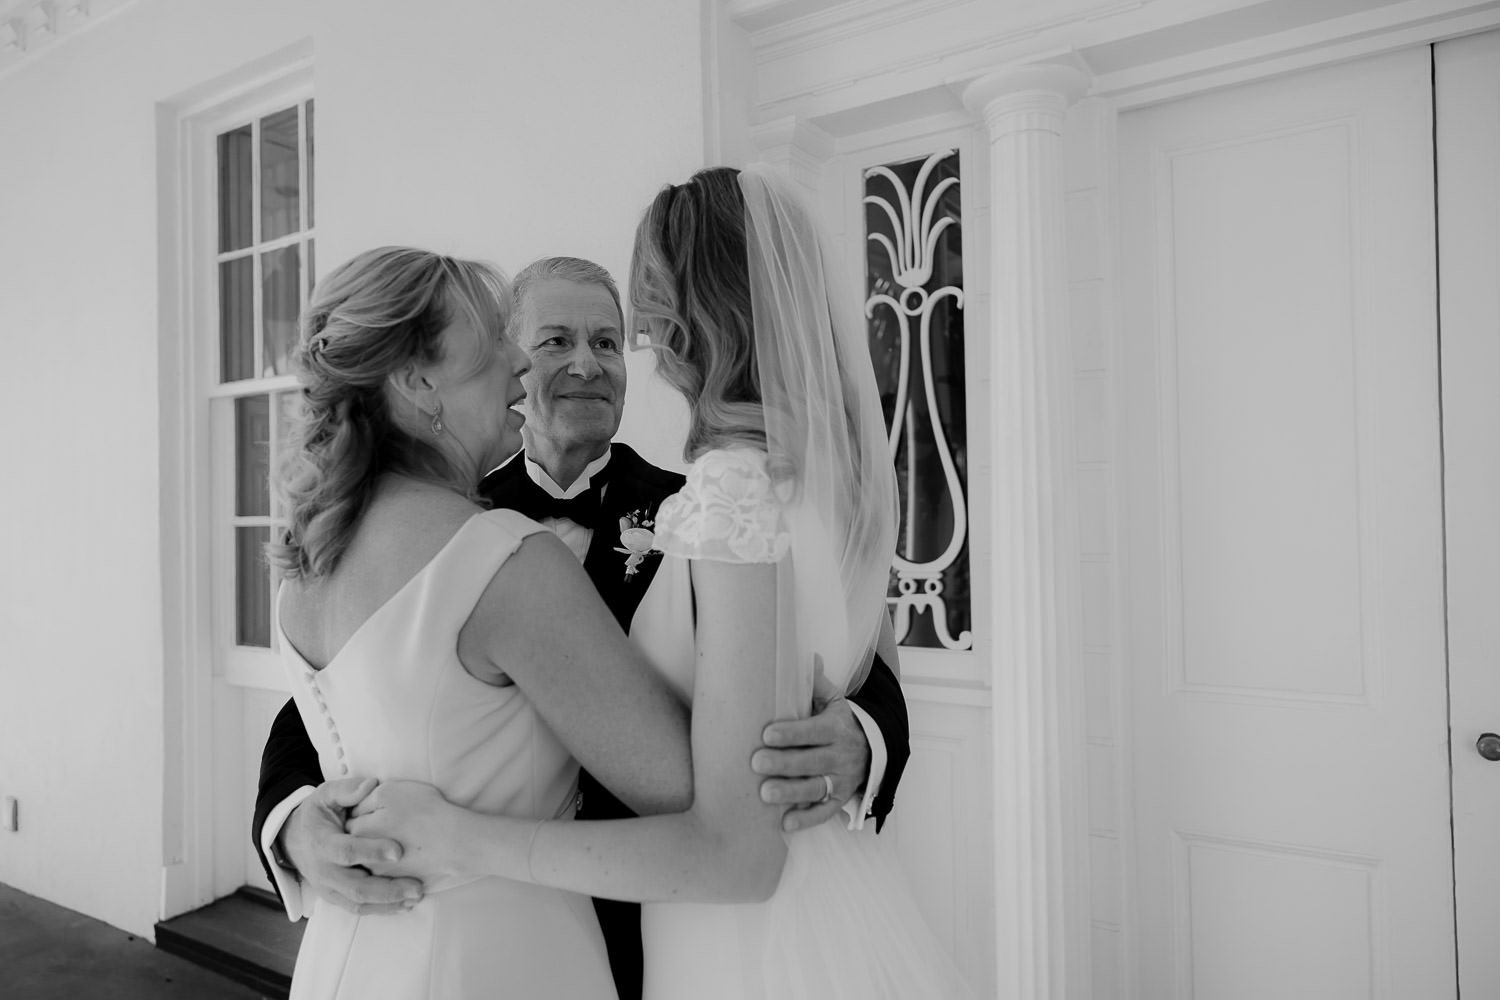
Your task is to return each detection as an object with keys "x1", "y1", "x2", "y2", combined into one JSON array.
[{"x1": 864, "y1": 149, "x2": 973, "y2": 651}]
